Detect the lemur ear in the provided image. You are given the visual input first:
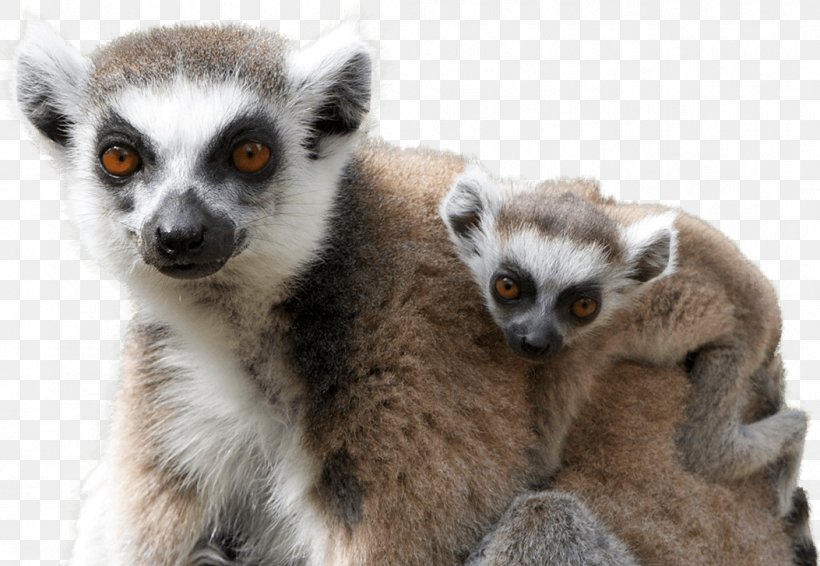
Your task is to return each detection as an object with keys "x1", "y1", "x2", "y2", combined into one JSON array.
[
  {"x1": 440, "y1": 165, "x2": 501, "y2": 252},
  {"x1": 622, "y1": 212, "x2": 678, "y2": 283},
  {"x1": 14, "y1": 22, "x2": 91, "y2": 147},
  {"x1": 288, "y1": 23, "x2": 372, "y2": 157}
]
